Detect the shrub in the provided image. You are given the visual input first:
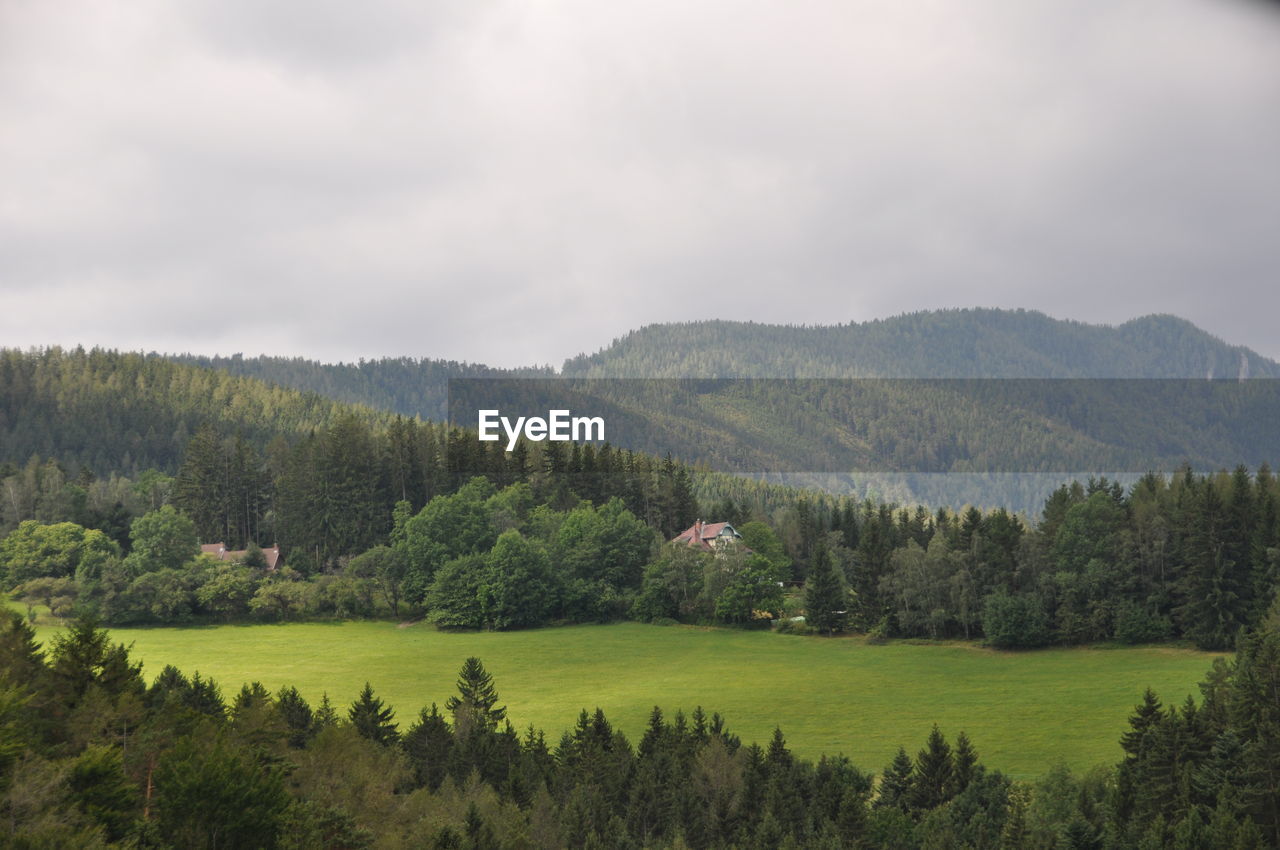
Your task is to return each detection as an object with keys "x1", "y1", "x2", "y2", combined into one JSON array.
[
  {"x1": 981, "y1": 592, "x2": 1051, "y2": 649},
  {"x1": 1113, "y1": 603, "x2": 1172, "y2": 644}
]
